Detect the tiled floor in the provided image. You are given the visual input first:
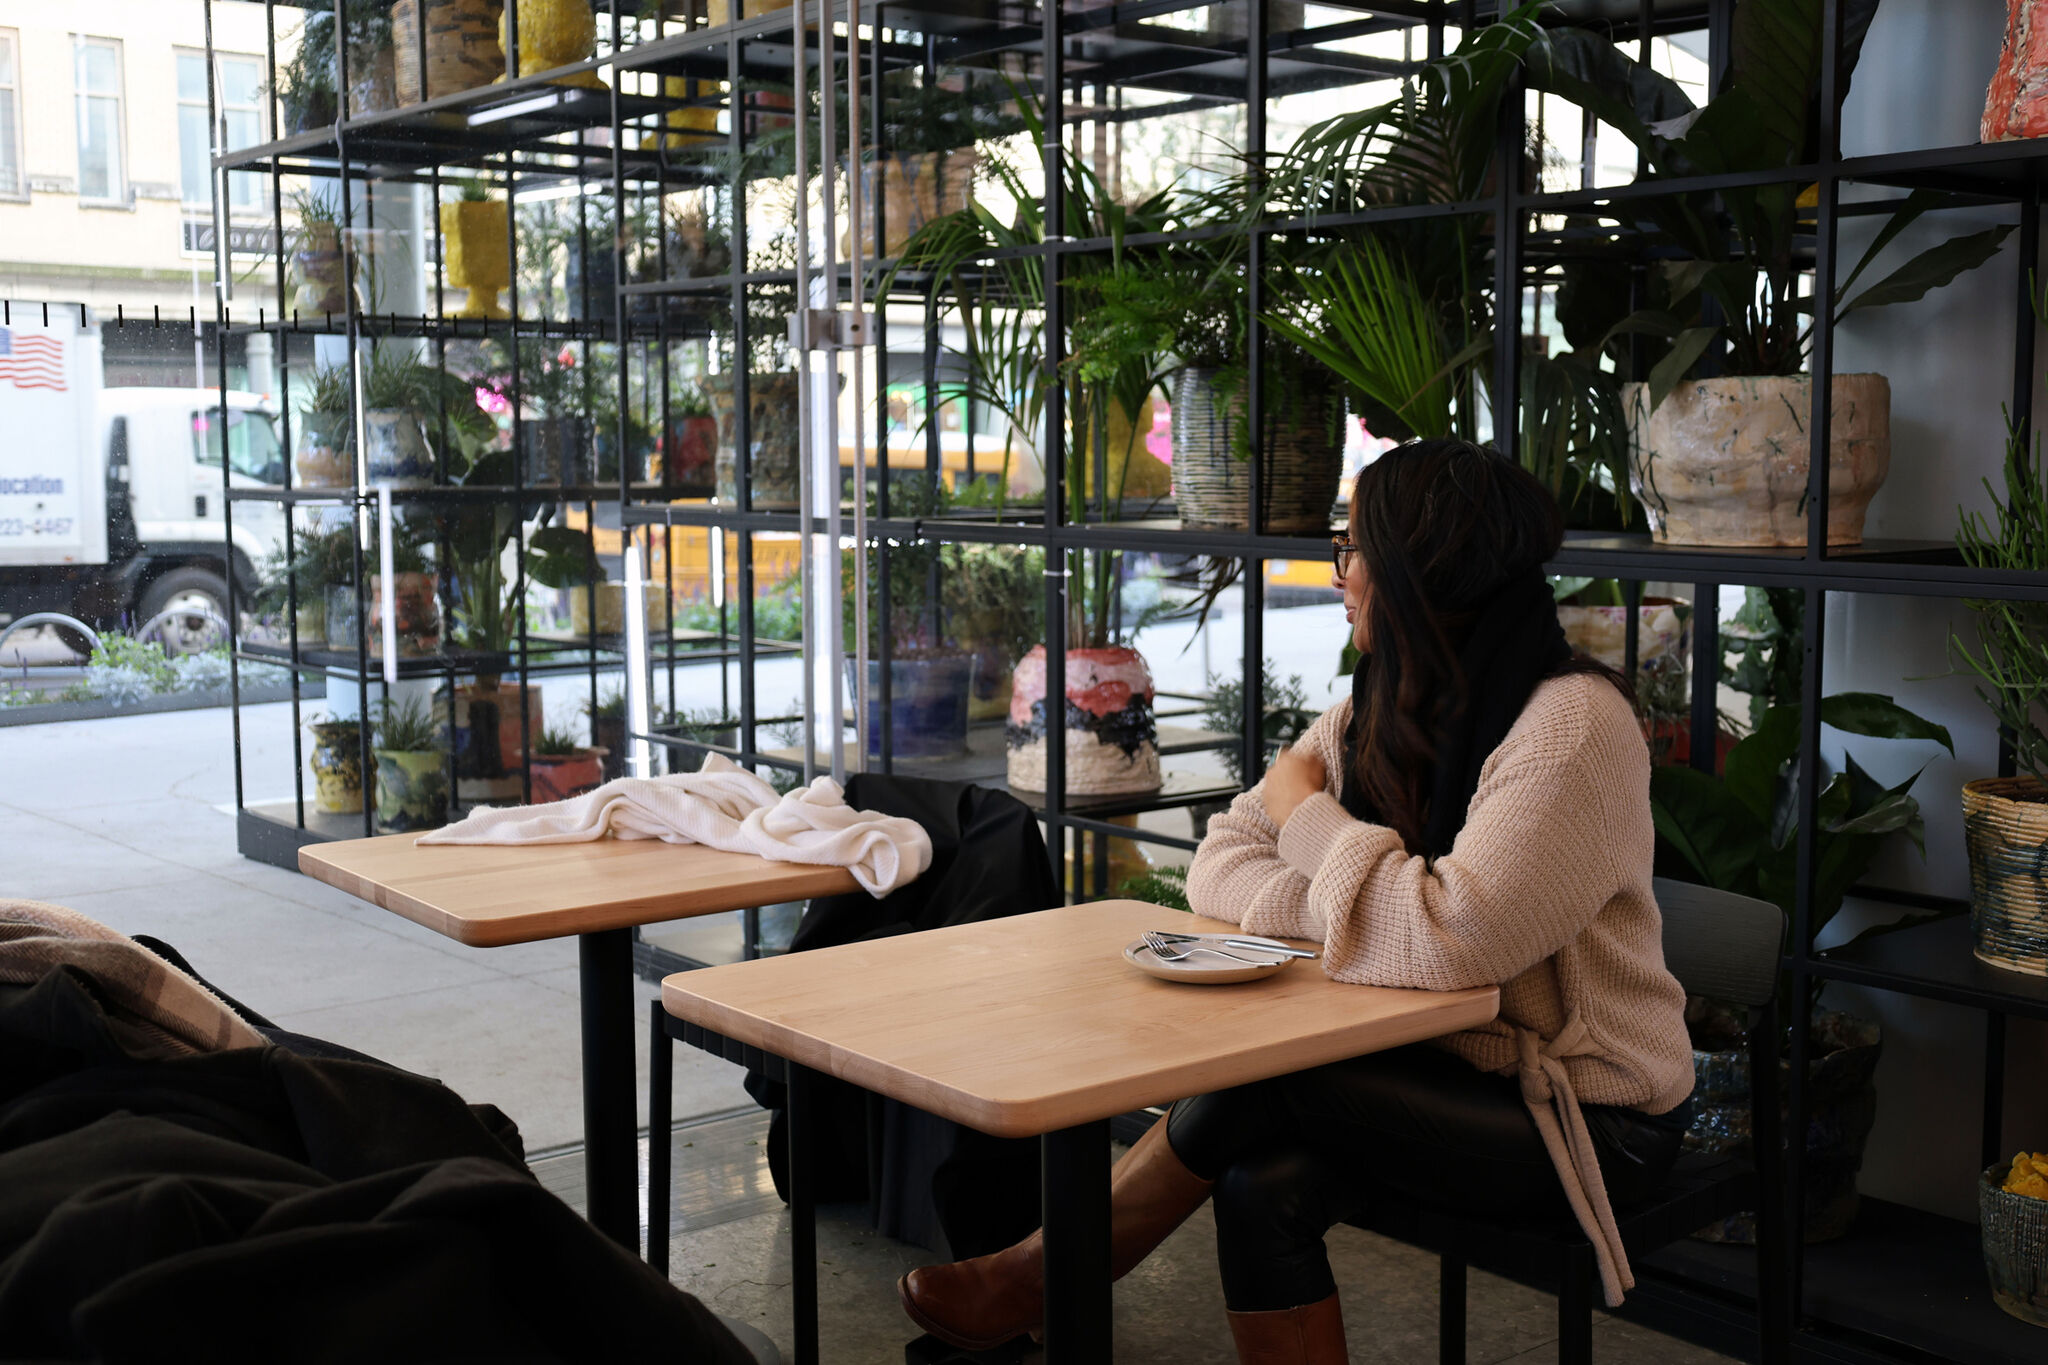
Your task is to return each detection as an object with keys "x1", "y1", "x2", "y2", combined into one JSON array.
[{"x1": 535, "y1": 1115, "x2": 1745, "y2": 1365}]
